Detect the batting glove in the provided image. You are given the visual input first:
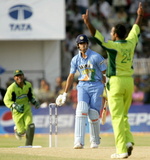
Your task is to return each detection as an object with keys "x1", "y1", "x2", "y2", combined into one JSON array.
[
  {"x1": 56, "y1": 92, "x2": 67, "y2": 106},
  {"x1": 12, "y1": 103, "x2": 24, "y2": 113}
]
